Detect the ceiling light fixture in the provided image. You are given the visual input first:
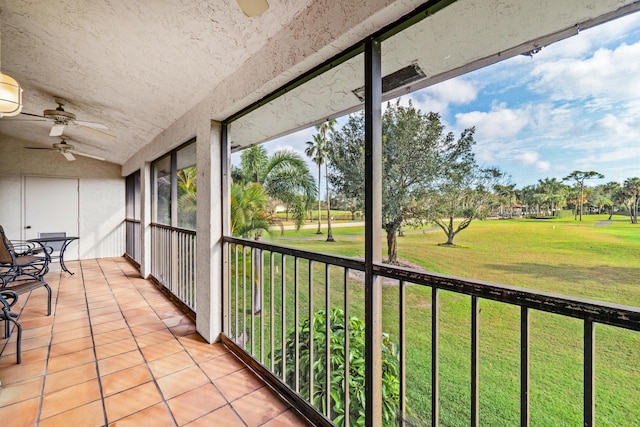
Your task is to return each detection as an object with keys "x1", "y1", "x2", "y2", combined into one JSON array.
[
  {"x1": 236, "y1": 0, "x2": 269, "y2": 17},
  {"x1": 0, "y1": 71, "x2": 23, "y2": 117},
  {"x1": 0, "y1": 13, "x2": 23, "y2": 118}
]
